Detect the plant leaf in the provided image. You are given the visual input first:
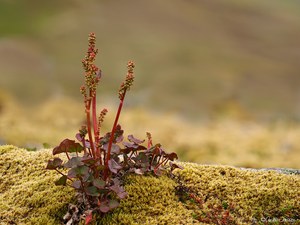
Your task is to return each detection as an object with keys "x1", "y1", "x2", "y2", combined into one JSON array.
[
  {"x1": 85, "y1": 186, "x2": 100, "y2": 196},
  {"x1": 68, "y1": 165, "x2": 89, "y2": 178},
  {"x1": 99, "y1": 201, "x2": 110, "y2": 213},
  {"x1": 165, "y1": 152, "x2": 178, "y2": 161},
  {"x1": 128, "y1": 135, "x2": 144, "y2": 144},
  {"x1": 64, "y1": 157, "x2": 84, "y2": 168},
  {"x1": 108, "y1": 159, "x2": 122, "y2": 174},
  {"x1": 53, "y1": 139, "x2": 83, "y2": 155},
  {"x1": 55, "y1": 175, "x2": 67, "y2": 186},
  {"x1": 46, "y1": 158, "x2": 63, "y2": 170},
  {"x1": 72, "y1": 180, "x2": 82, "y2": 189},
  {"x1": 110, "y1": 184, "x2": 127, "y2": 199},
  {"x1": 109, "y1": 199, "x2": 120, "y2": 209},
  {"x1": 111, "y1": 144, "x2": 120, "y2": 154},
  {"x1": 93, "y1": 178, "x2": 105, "y2": 189},
  {"x1": 85, "y1": 211, "x2": 93, "y2": 225}
]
